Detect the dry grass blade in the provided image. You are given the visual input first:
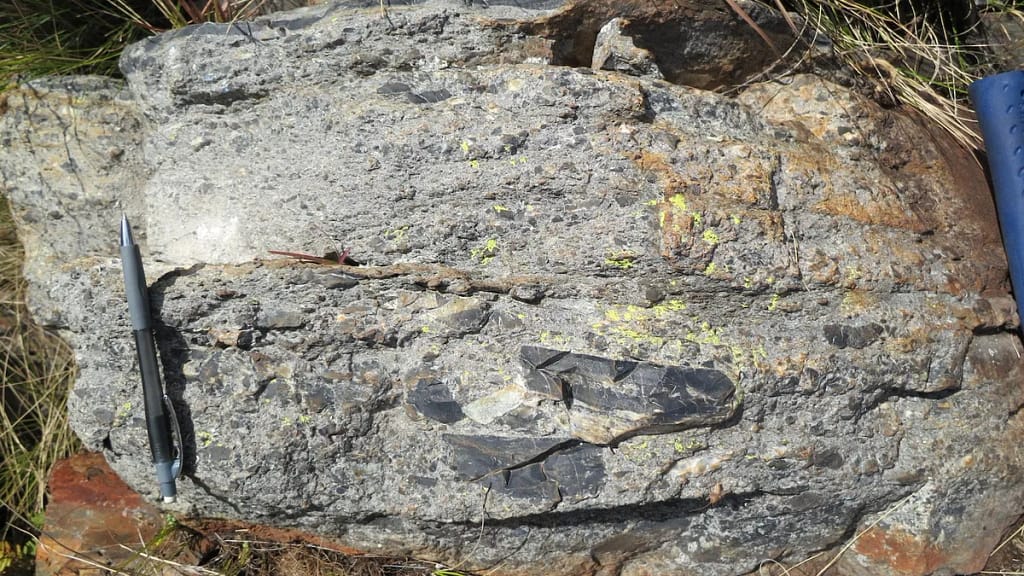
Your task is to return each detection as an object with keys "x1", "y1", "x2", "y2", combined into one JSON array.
[
  {"x1": 786, "y1": 0, "x2": 984, "y2": 149},
  {"x1": 0, "y1": 0, "x2": 131, "y2": 84},
  {"x1": 990, "y1": 523, "x2": 1024, "y2": 559},
  {"x1": 765, "y1": 0, "x2": 800, "y2": 37},
  {"x1": 724, "y1": 0, "x2": 780, "y2": 54},
  {"x1": 0, "y1": 195, "x2": 79, "y2": 550},
  {"x1": 814, "y1": 492, "x2": 914, "y2": 575},
  {"x1": 110, "y1": 0, "x2": 275, "y2": 34}
]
